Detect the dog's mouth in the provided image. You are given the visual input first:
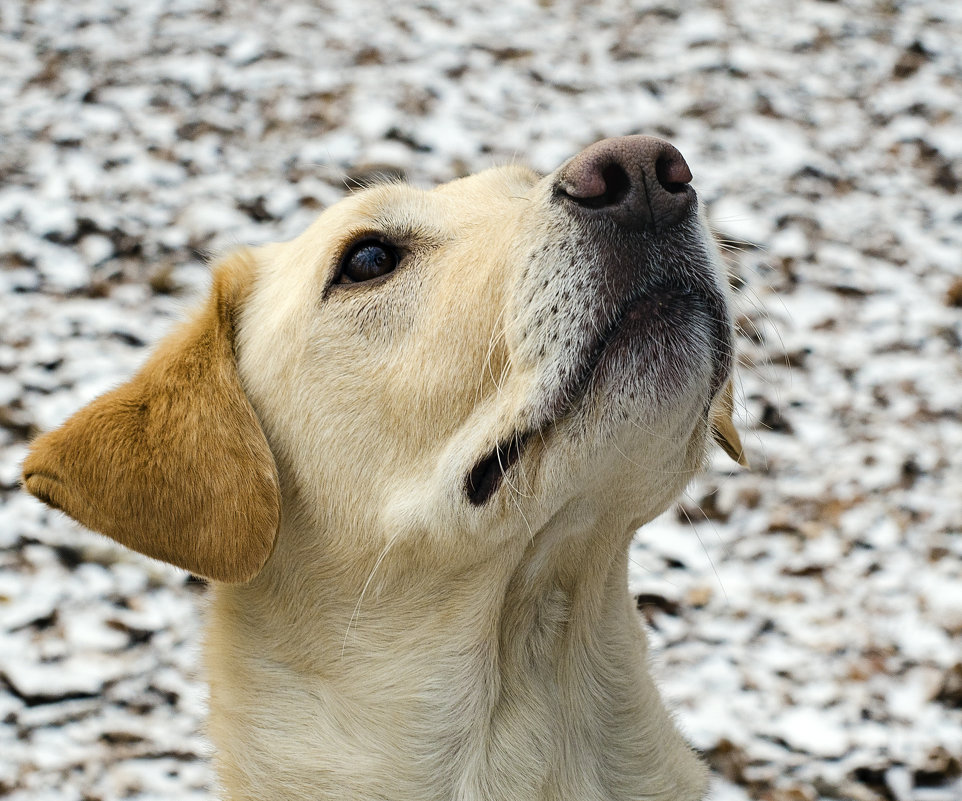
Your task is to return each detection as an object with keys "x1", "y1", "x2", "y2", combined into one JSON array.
[
  {"x1": 464, "y1": 281, "x2": 731, "y2": 507},
  {"x1": 465, "y1": 431, "x2": 532, "y2": 506},
  {"x1": 463, "y1": 304, "x2": 635, "y2": 507}
]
